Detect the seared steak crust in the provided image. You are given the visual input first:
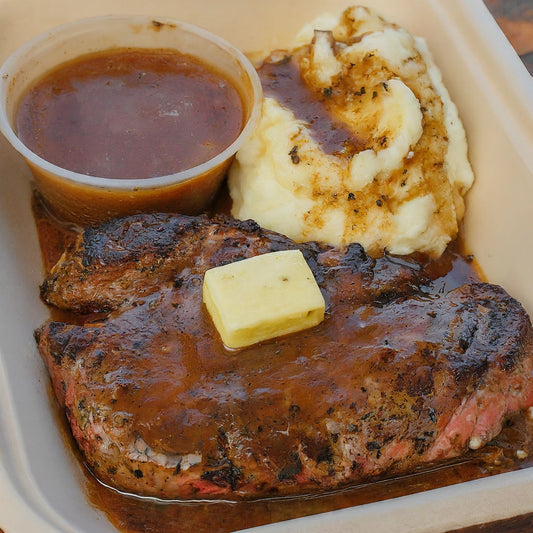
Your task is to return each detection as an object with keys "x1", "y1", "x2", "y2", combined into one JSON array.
[
  {"x1": 40, "y1": 213, "x2": 423, "y2": 314},
  {"x1": 36, "y1": 213, "x2": 533, "y2": 499}
]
